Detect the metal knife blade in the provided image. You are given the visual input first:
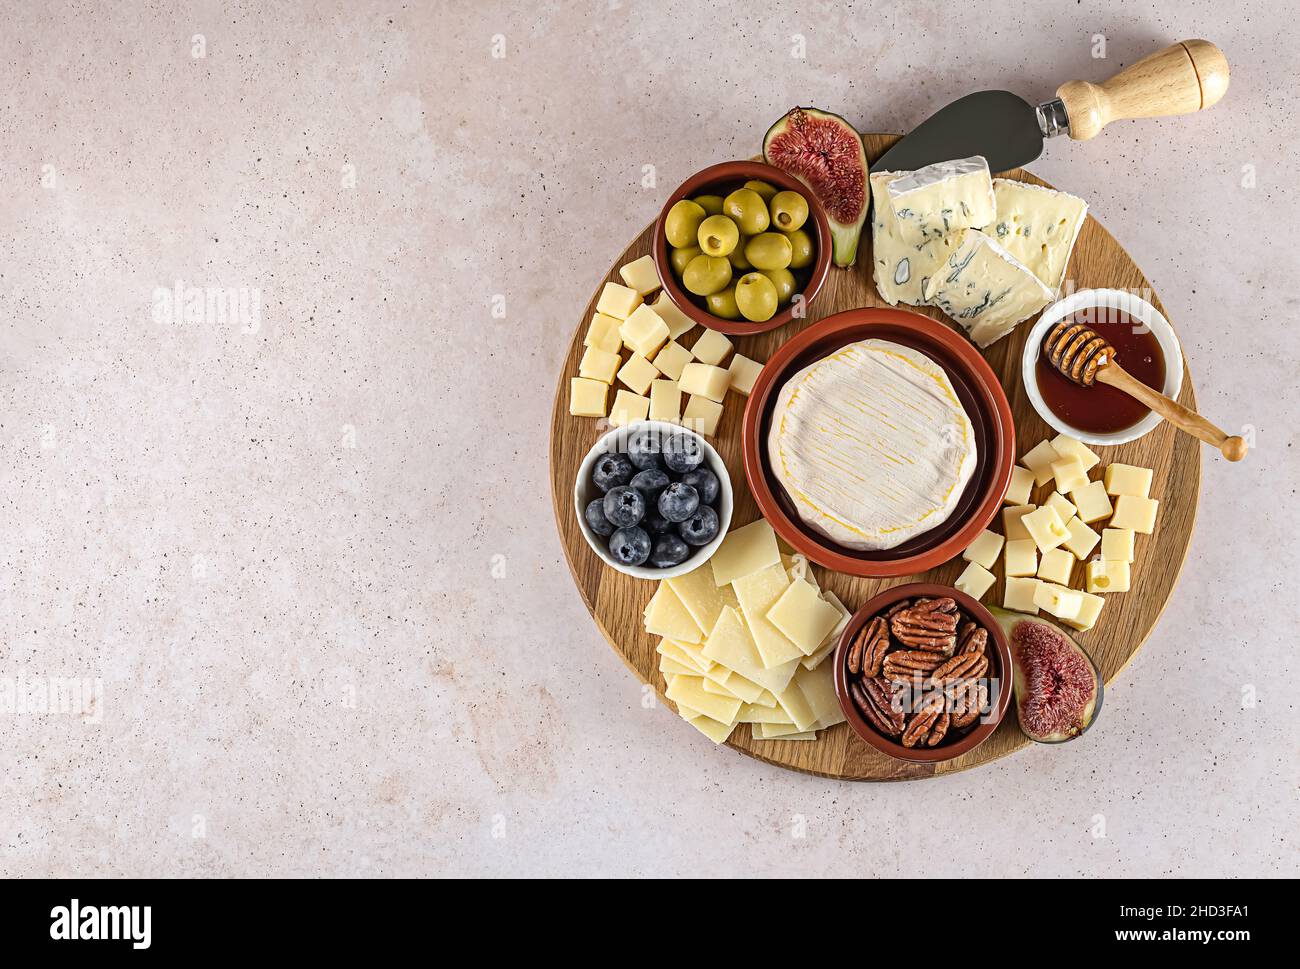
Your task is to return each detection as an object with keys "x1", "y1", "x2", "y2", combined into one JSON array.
[{"x1": 872, "y1": 90, "x2": 1051, "y2": 174}]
